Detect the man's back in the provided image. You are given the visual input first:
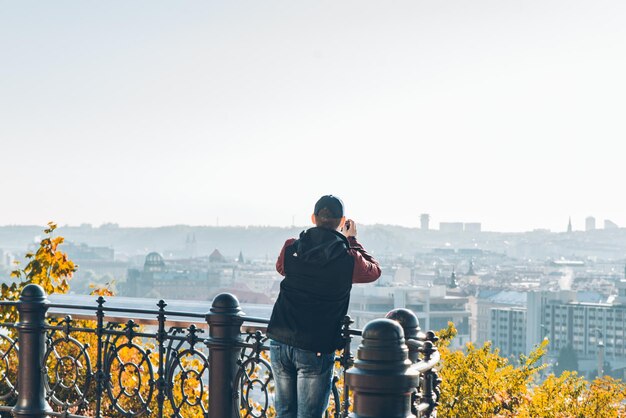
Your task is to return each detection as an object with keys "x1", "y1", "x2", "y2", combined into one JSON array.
[{"x1": 268, "y1": 227, "x2": 355, "y2": 353}]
